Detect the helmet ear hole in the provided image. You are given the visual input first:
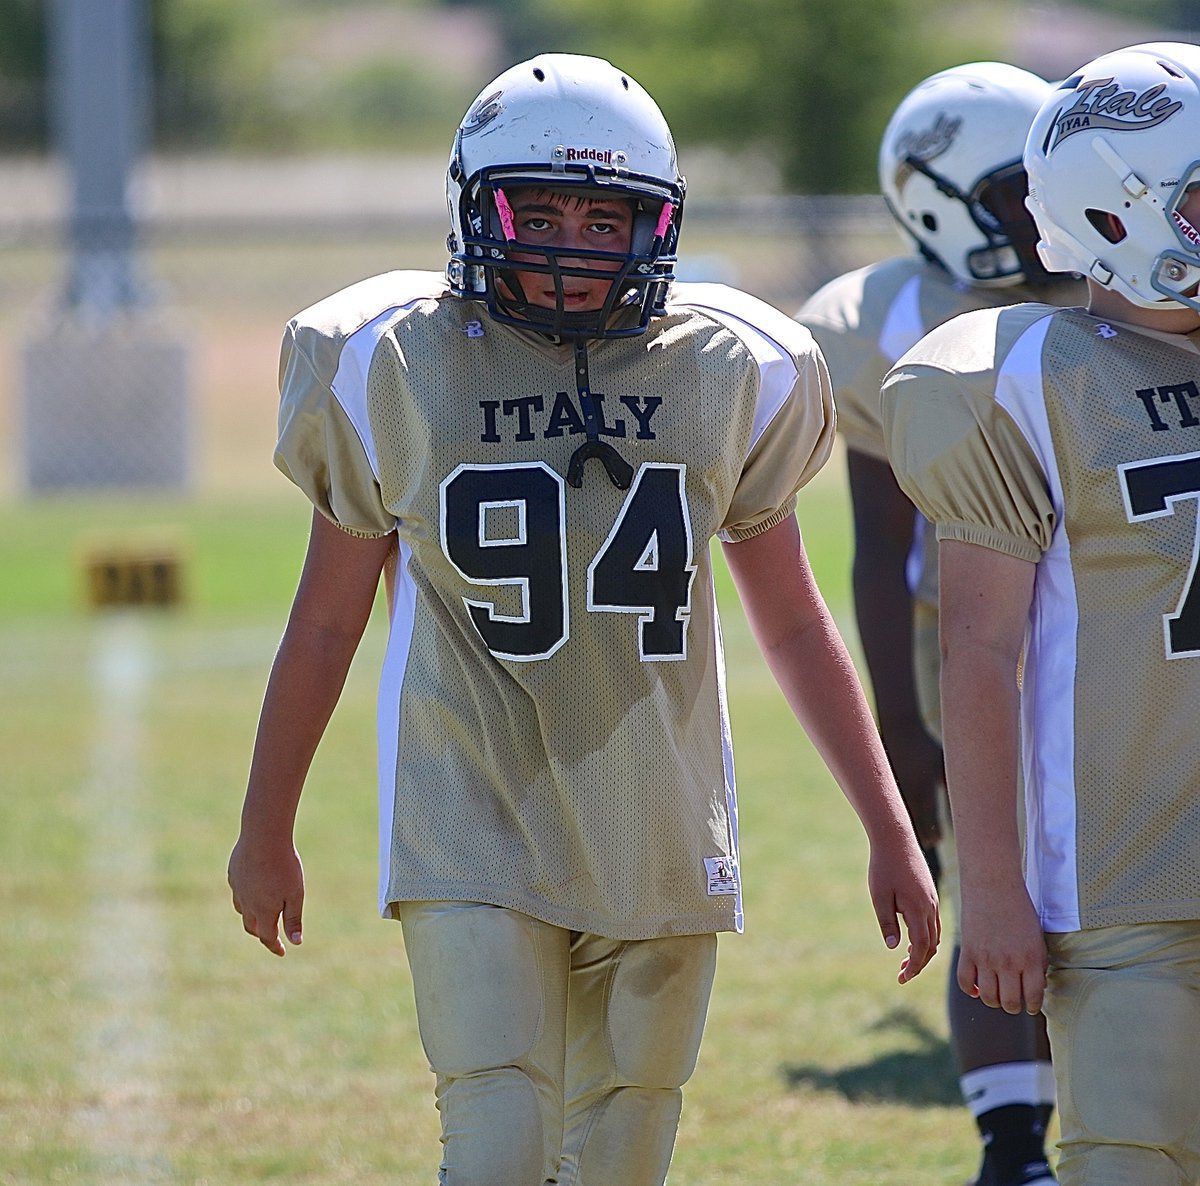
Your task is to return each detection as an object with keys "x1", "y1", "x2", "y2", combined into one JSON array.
[
  {"x1": 921, "y1": 213, "x2": 938, "y2": 232},
  {"x1": 1086, "y1": 209, "x2": 1127, "y2": 245}
]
